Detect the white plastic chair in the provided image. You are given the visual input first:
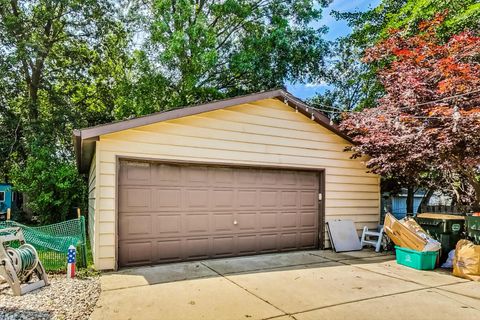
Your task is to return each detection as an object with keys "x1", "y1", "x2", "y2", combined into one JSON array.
[{"x1": 360, "y1": 225, "x2": 384, "y2": 252}]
